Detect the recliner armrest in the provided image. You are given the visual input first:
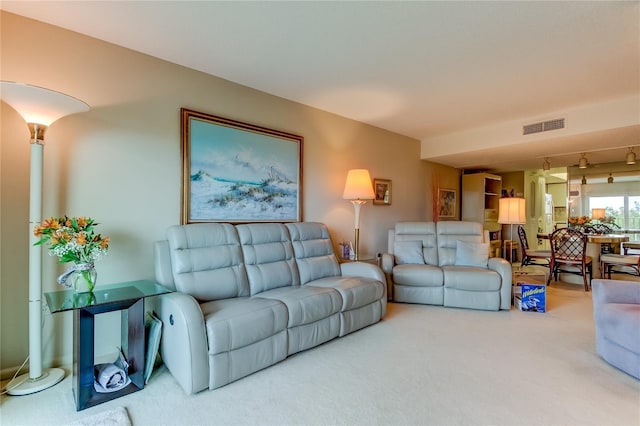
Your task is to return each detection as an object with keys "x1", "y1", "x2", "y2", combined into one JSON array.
[
  {"x1": 157, "y1": 292, "x2": 209, "y2": 394},
  {"x1": 593, "y1": 279, "x2": 640, "y2": 306},
  {"x1": 380, "y1": 253, "x2": 395, "y2": 273},
  {"x1": 487, "y1": 257, "x2": 513, "y2": 310}
]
